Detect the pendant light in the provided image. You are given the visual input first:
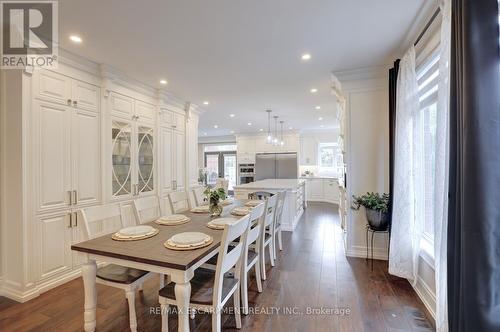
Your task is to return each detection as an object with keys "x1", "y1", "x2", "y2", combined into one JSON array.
[
  {"x1": 266, "y1": 110, "x2": 273, "y2": 144},
  {"x1": 273, "y1": 116, "x2": 279, "y2": 145},
  {"x1": 280, "y1": 120, "x2": 285, "y2": 146}
]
